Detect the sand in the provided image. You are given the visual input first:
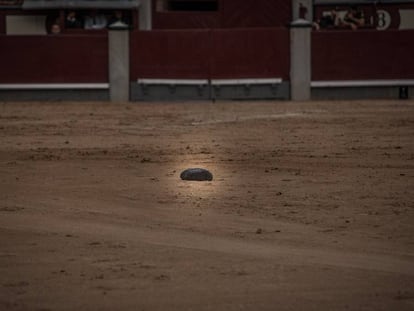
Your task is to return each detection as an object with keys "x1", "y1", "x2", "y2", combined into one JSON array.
[{"x1": 0, "y1": 100, "x2": 413, "y2": 310}]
